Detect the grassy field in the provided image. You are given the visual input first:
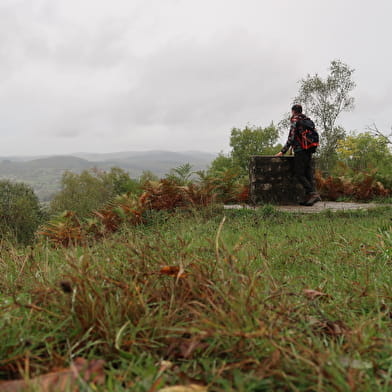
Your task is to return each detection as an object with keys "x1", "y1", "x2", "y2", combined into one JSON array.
[{"x1": 1, "y1": 205, "x2": 392, "y2": 391}]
